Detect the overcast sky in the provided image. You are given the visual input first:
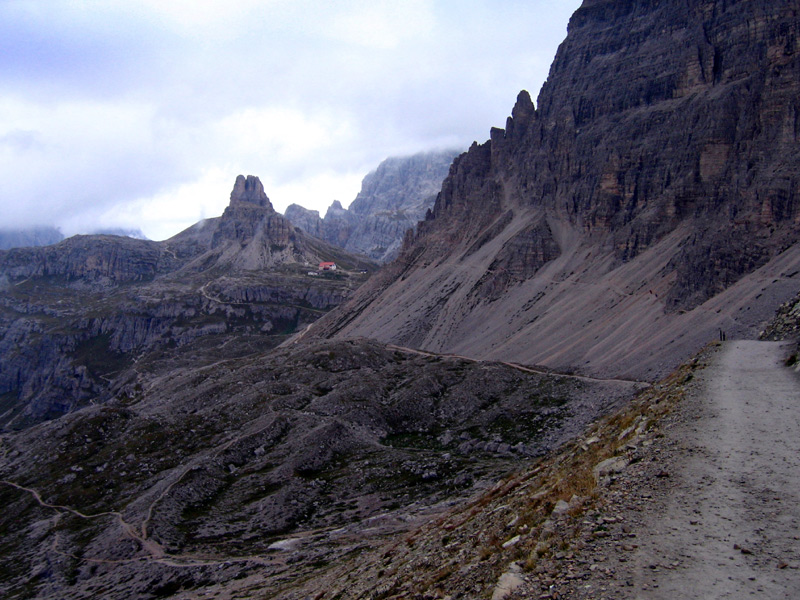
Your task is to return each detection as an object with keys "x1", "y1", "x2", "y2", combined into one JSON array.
[{"x1": 0, "y1": 0, "x2": 581, "y2": 241}]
